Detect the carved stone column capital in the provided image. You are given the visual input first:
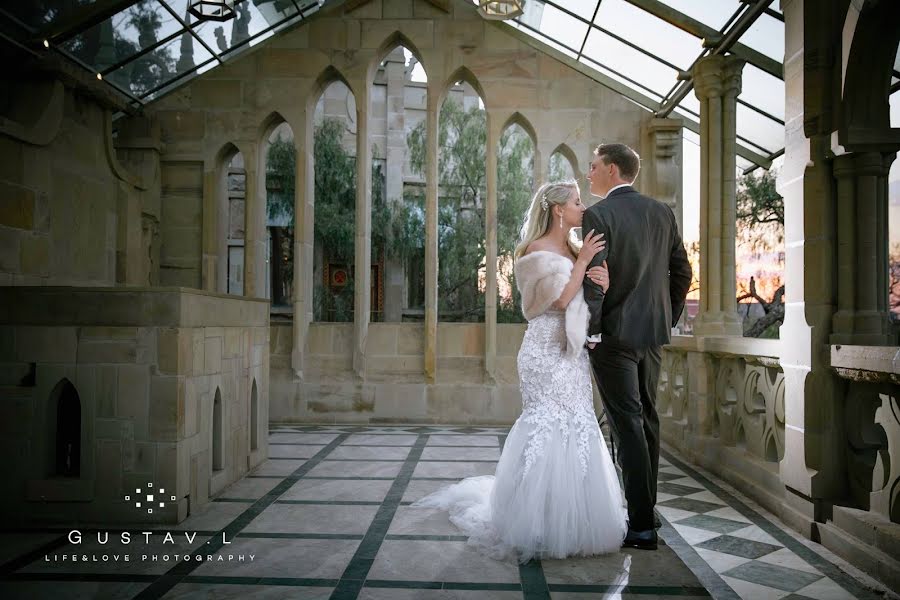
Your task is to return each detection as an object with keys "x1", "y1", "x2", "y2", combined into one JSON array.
[
  {"x1": 692, "y1": 55, "x2": 726, "y2": 100},
  {"x1": 722, "y1": 57, "x2": 745, "y2": 100}
]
